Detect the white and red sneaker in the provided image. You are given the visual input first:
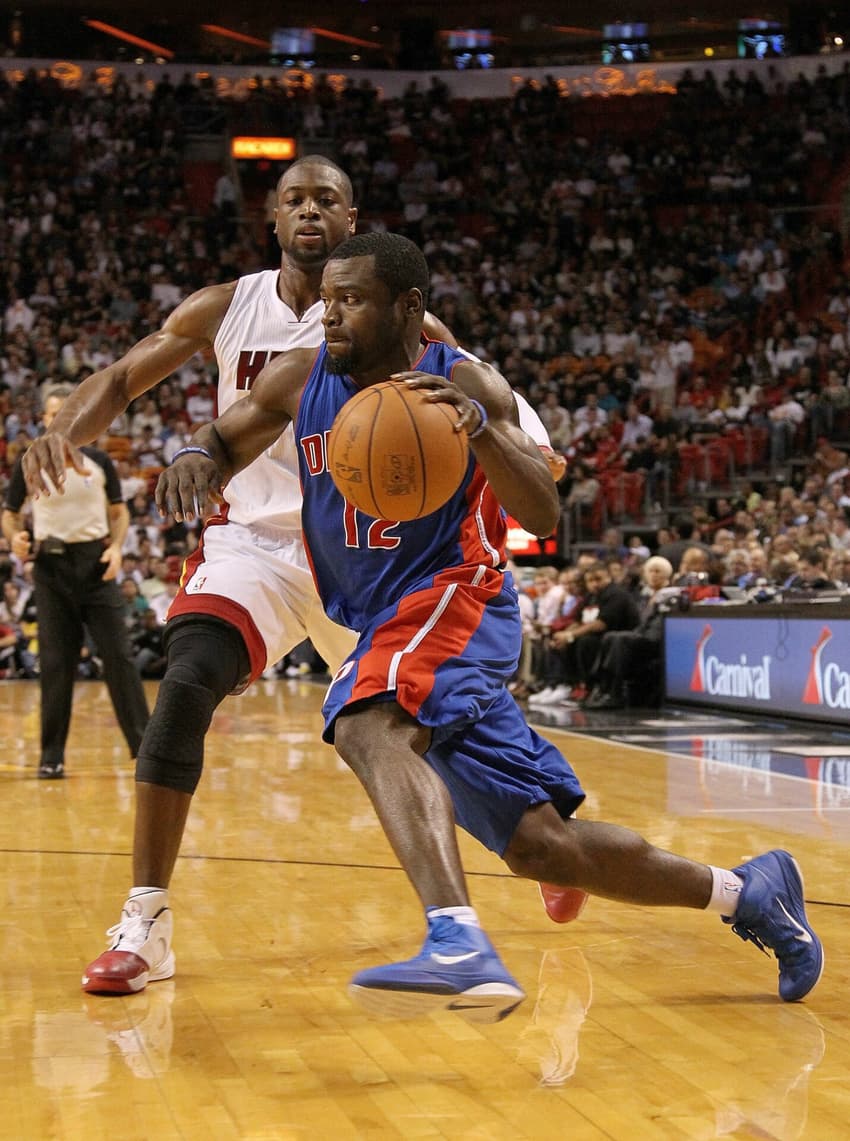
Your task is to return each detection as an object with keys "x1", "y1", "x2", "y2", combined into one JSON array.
[
  {"x1": 538, "y1": 883, "x2": 589, "y2": 924},
  {"x1": 82, "y1": 891, "x2": 175, "y2": 995}
]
